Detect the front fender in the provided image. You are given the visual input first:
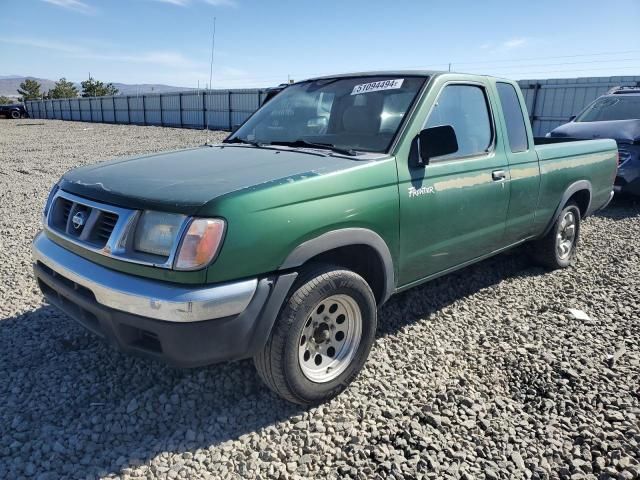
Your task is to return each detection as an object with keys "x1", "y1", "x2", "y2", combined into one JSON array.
[{"x1": 280, "y1": 228, "x2": 396, "y2": 304}]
